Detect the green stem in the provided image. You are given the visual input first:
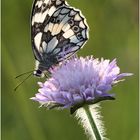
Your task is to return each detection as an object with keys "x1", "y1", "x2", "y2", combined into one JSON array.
[{"x1": 84, "y1": 105, "x2": 102, "y2": 140}]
